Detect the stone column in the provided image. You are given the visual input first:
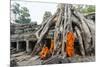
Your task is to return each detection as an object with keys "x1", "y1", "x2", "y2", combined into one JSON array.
[
  {"x1": 26, "y1": 40, "x2": 30, "y2": 53},
  {"x1": 16, "y1": 41, "x2": 19, "y2": 51}
]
